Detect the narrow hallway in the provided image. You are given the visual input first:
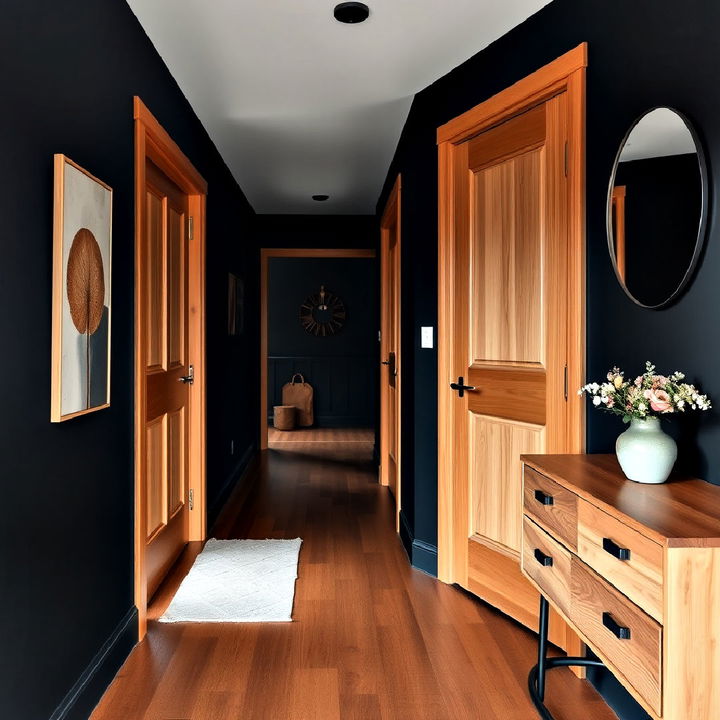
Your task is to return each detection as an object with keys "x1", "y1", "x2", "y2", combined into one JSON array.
[{"x1": 92, "y1": 435, "x2": 614, "y2": 720}]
